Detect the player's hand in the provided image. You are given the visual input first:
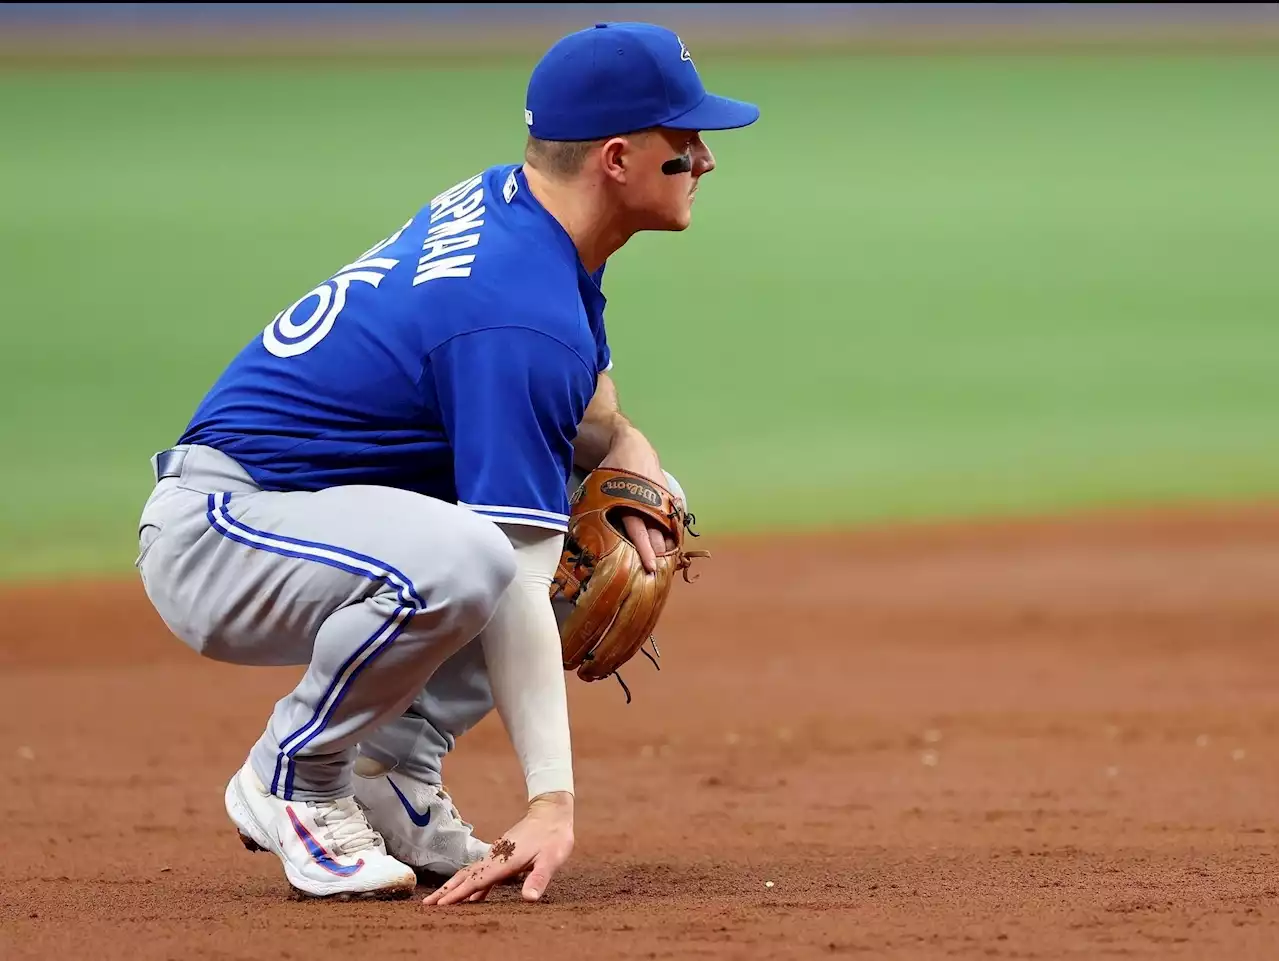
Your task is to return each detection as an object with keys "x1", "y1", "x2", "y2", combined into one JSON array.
[
  {"x1": 422, "y1": 792, "x2": 575, "y2": 906},
  {"x1": 597, "y1": 427, "x2": 675, "y2": 574}
]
